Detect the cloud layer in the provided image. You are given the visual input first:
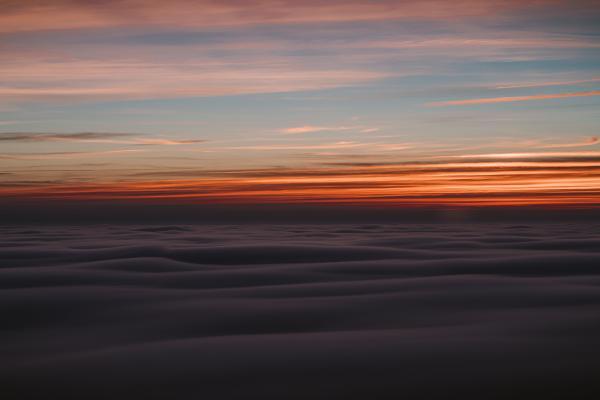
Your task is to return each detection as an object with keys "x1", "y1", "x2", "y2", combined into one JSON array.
[{"x1": 2, "y1": 223, "x2": 600, "y2": 399}]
